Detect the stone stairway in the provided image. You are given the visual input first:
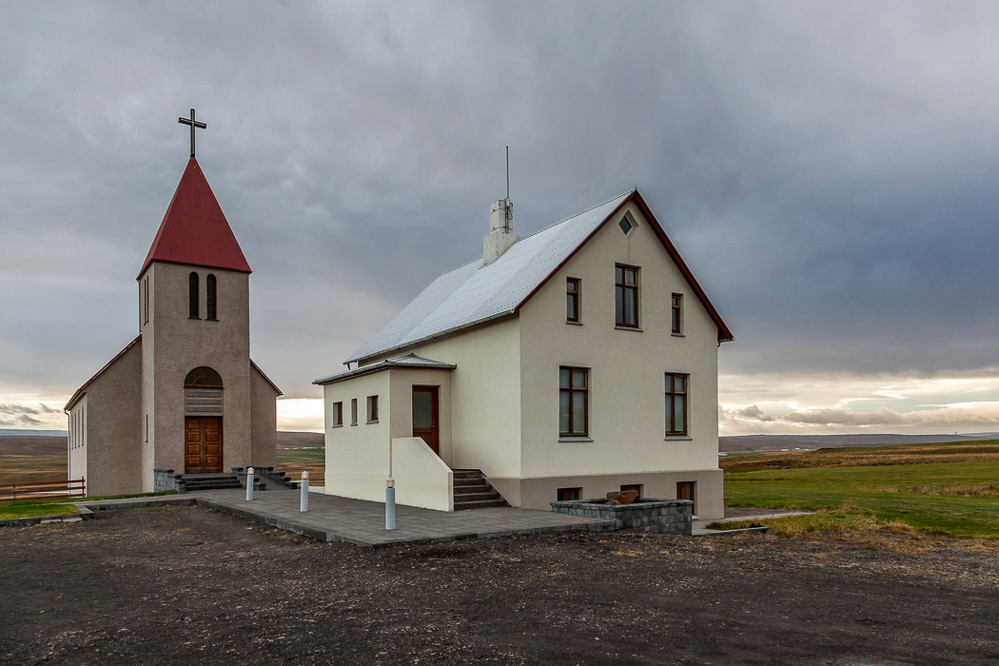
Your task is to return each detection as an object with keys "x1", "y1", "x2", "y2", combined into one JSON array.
[
  {"x1": 178, "y1": 472, "x2": 266, "y2": 493},
  {"x1": 452, "y1": 469, "x2": 507, "y2": 510}
]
